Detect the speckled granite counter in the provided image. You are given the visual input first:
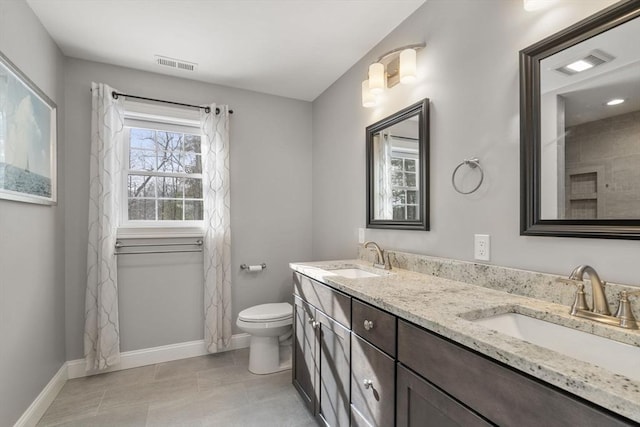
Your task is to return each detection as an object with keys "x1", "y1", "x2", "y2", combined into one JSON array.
[{"x1": 290, "y1": 259, "x2": 640, "y2": 423}]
